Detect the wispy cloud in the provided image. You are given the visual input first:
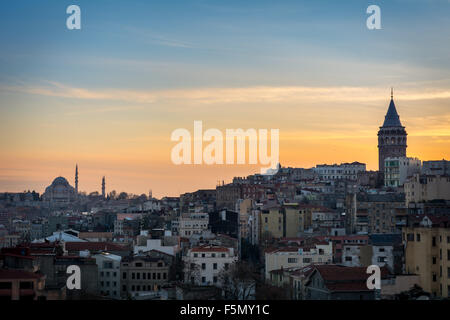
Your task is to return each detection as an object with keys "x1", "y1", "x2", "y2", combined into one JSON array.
[{"x1": 2, "y1": 81, "x2": 450, "y2": 105}]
